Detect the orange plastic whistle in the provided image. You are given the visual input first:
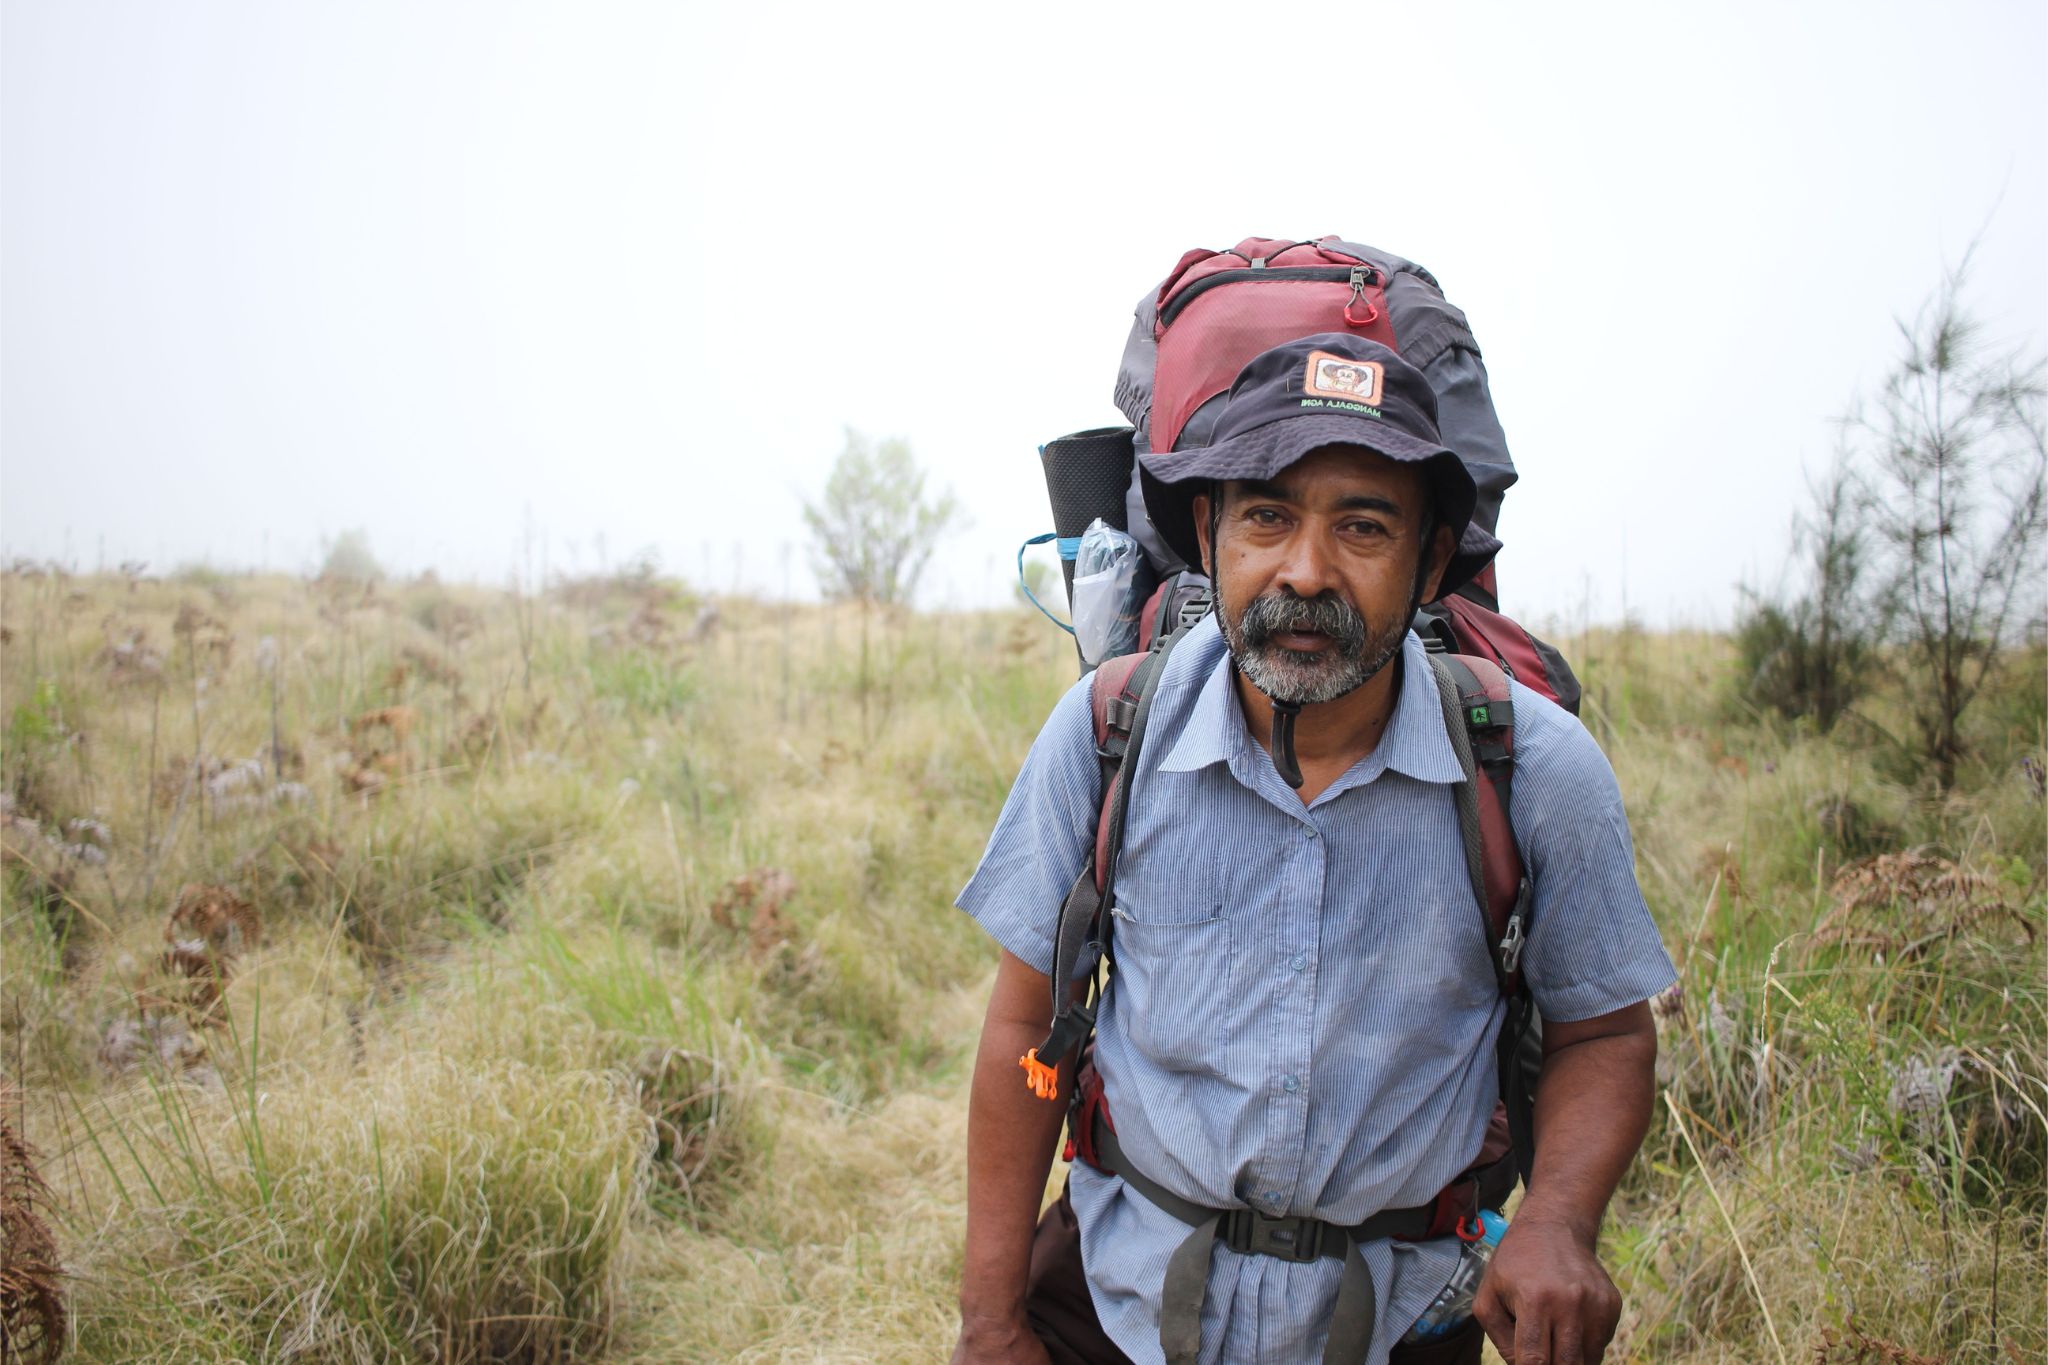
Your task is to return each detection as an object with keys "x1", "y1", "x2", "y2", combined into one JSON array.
[{"x1": 1019, "y1": 1048, "x2": 1059, "y2": 1101}]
